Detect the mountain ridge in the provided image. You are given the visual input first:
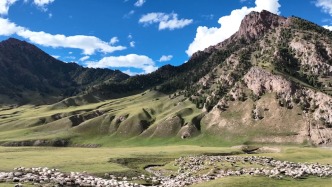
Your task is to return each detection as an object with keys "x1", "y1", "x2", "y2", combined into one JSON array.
[{"x1": 0, "y1": 38, "x2": 129, "y2": 105}]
